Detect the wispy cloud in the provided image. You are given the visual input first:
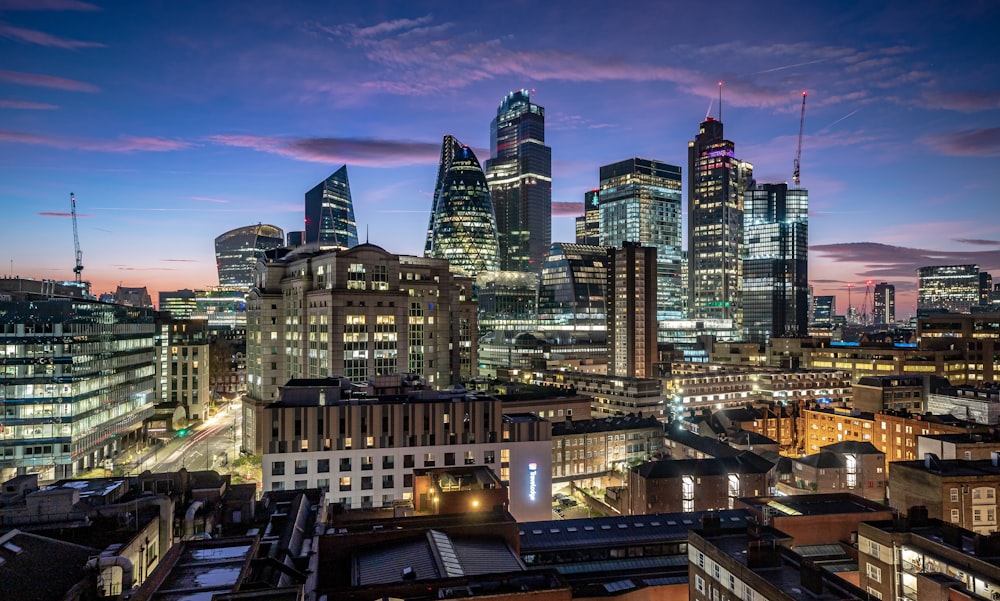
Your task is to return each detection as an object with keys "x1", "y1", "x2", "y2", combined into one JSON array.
[
  {"x1": 923, "y1": 90, "x2": 1000, "y2": 113},
  {"x1": 921, "y1": 128, "x2": 1000, "y2": 157},
  {"x1": 0, "y1": 69, "x2": 98, "y2": 92},
  {"x1": 552, "y1": 201, "x2": 583, "y2": 217},
  {"x1": 954, "y1": 238, "x2": 1000, "y2": 247},
  {"x1": 0, "y1": 0, "x2": 99, "y2": 10},
  {"x1": 0, "y1": 99, "x2": 58, "y2": 109},
  {"x1": 189, "y1": 196, "x2": 230, "y2": 204},
  {"x1": 811, "y1": 241, "x2": 1000, "y2": 280},
  {"x1": 38, "y1": 211, "x2": 90, "y2": 218},
  {"x1": 208, "y1": 134, "x2": 440, "y2": 167},
  {"x1": 0, "y1": 23, "x2": 104, "y2": 49},
  {"x1": 161, "y1": 259, "x2": 198, "y2": 263},
  {"x1": 0, "y1": 130, "x2": 192, "y2": 152}
]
